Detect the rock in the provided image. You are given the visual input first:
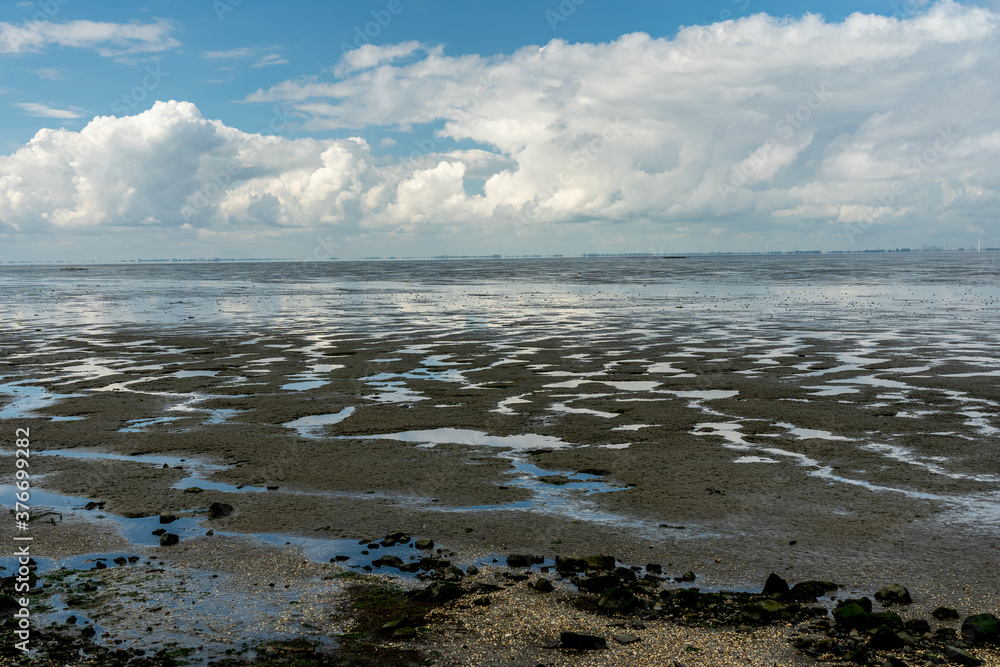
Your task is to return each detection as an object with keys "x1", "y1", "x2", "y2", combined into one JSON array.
[
  {"x1": 869, "y1": 611, "x2": 904, "y2": 632},
  {"x1": 411, "y1": 582, "x2": 464, "y2": 603},
  {"x1": 762, "y1": 572, "x2": 790, "y2": 597},
  {"x1": 442, "y1": 565, "x2": 465, "y2": 582},
  {"x1": 677, "y1": 570, "x2": 696, "y2": 582},
  {"x1": 205, "y1": 530, "x2": 214, "y2": 536},
  {"x1": 208, "y1": 502, "x2": 234, "y2": 519},
  {"x1": 392, "y1": 627, "x2": 417, "y2": 639},
  {"x1": 880, "y1": 658, "x2": 908, "y2": 667},
  {"x1": 113, "y1": 557, "x2": 127, "y2": 566},
  {"x1": 874, "y1": 583, "x2": 912, "y2": 605},
  {"x1": 65, "y1": 615, "x2": 77, "y2": 625},
  {"x1": 81, "y1": 626, "x2": 96, "y2": 639},
  {"x1": 183, "y1": 487, "x2": 203, "y2": 494},
  {"x1": 789, "y1": 580, "x2": 837, "y2": 601},
  {"x1": 597, "y1": 587, "x2": 638, "y2": 612},
  {"x1": 151, "y1": 528, "x2": 166, "y2": 536},
  {"x1": 159, "y1": 533, "x2": 179, "y2": 547},
  {"x1": 159, "y1": 514, "x2": 178, "y2": 524},
  {"x1": 94, "y1": 561, "x2": 106, "y2": 570},
  {"x1": 414, "y1": 539, "x2": 434, "y2": 550},
  {"x1": 754, "y1": 599, "x2": 789, "y2": 616},
  {"x1": 943, "y1": 645, "x2": 983, "y2": 666},
  {"x1": 532, "y1": 578, "x2": 554, "y2": 593},
  {"x1": 905, "y1": 619, "x2": 931, "y2": 635},
  {"x1": 961, "y1": 614, "x2": 999, "y2": 644},
  {"x1": 934, "y1": 606, "x2": 961, "y2": 620},
  {"x1": 577, "y1": 574, "x2": 619, "y2": 594},
  {"x1": 507, "y1": 554, "x2": 542, "y2": 568},
  {"x1": 838, "y1": 597, "x2": 874, "y2": 614},
  {"x1": 869, "y1": 625, "x2": 904, "y2": 650},
  {"x1": 555, "y1": 556, "x2": 587, "y2": 572},
  {"x1": 466, "y1": 565, "x2": 479, "y2": 576},
  {"x1": 375, "y1": 555, "x2": 404, "y2": 569},
  {"x1": 559, "y1": 631, "x2": 607, "y2": 650},
  {"x1": 646, "y1": 563, "x2": 662, "y2": 574},
  {"x1": 833, "y1": 602, "x2": 870, "y2": 631},
  {"x1": 614, "y1": 634, "x2": 641, "y2": 645},
  {"x1": 584, "y1": 555, "x2": 616, "y2": 571},
  {"x1": 468, "y1": 582, "x2": 501, "y2": 594}
]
